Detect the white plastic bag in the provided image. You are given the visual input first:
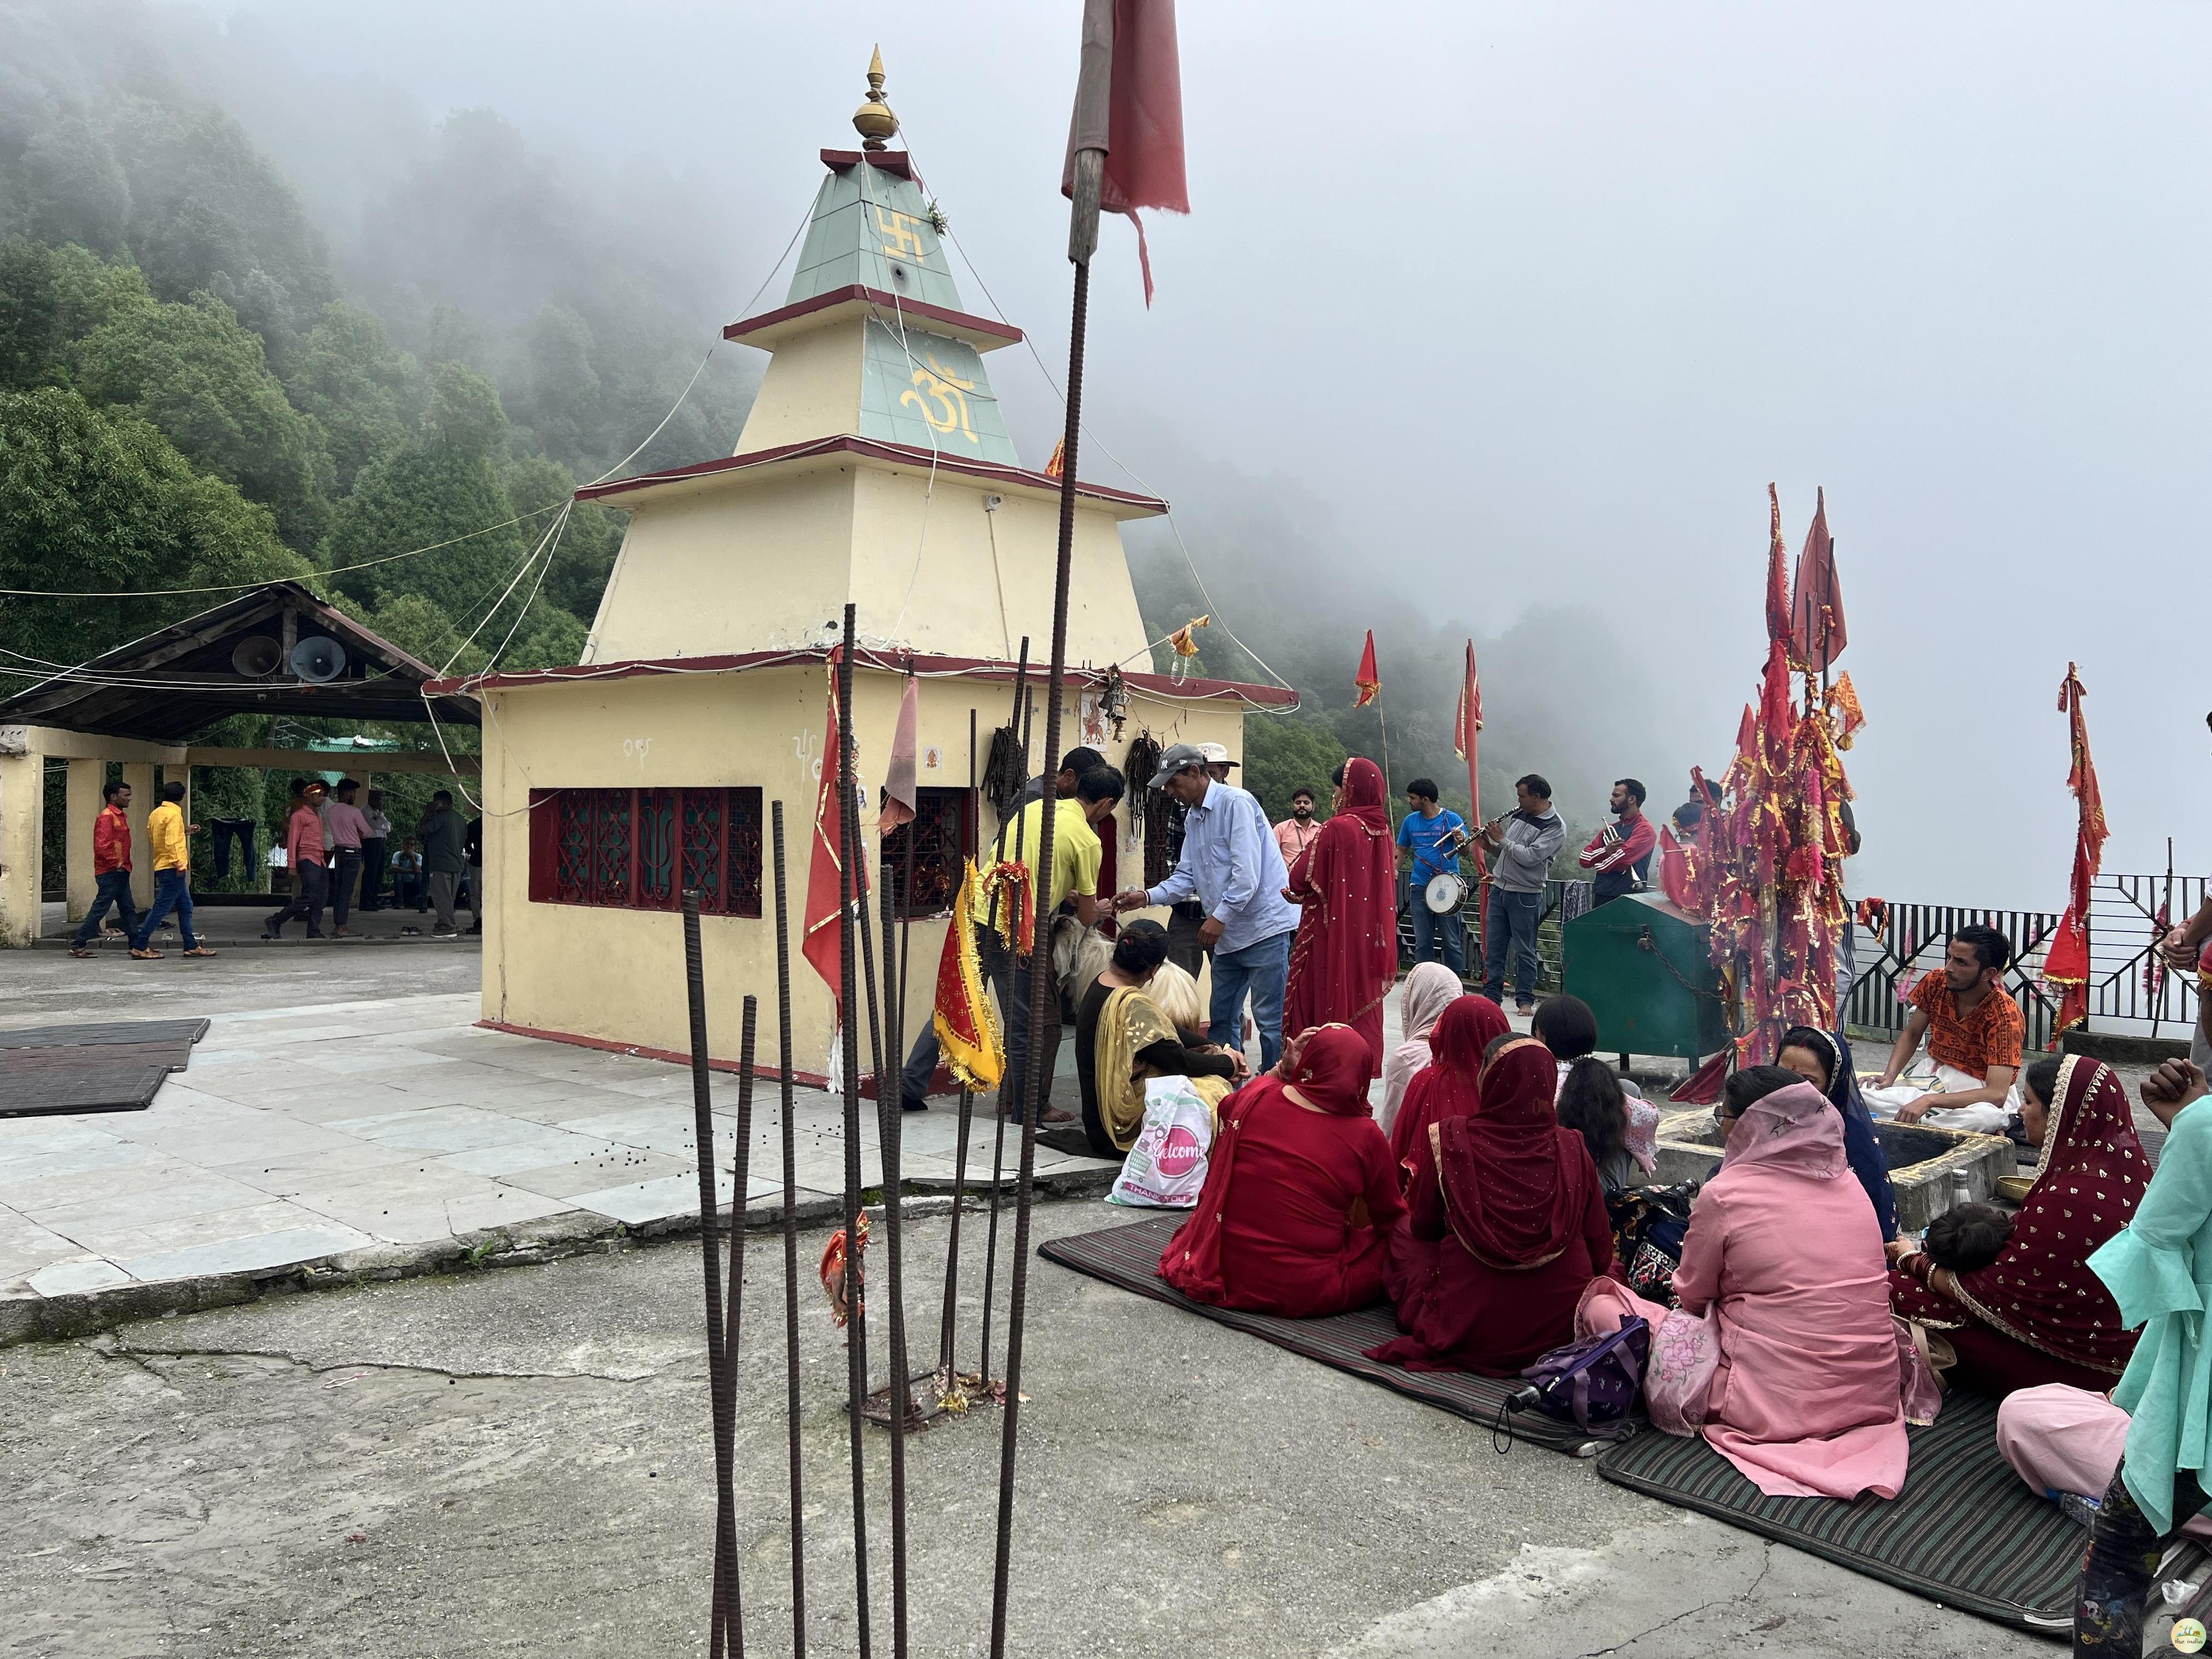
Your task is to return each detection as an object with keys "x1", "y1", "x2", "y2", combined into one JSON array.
[{"x1": 1107, "y1": 1076, "x2": 1214, "y2": 1209}]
